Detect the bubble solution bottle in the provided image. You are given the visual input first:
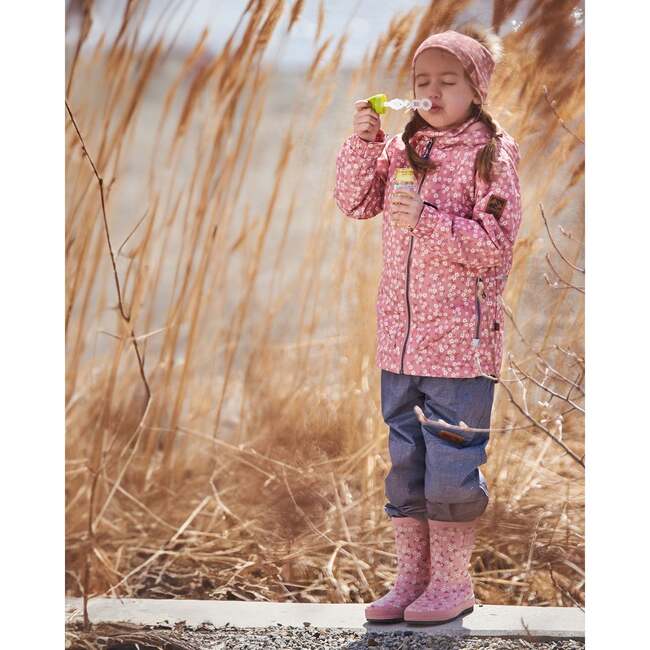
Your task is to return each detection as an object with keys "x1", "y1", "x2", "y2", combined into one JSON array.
[
  {"x1": 393, "y1": 167, "x2": 417, "y2": 193},
  {"x1": 392, "y1": 168, "x2": 418, "y2": 232},
  {"x1": 366, "y1": 93, "x2": 432, "y2": 114}
]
